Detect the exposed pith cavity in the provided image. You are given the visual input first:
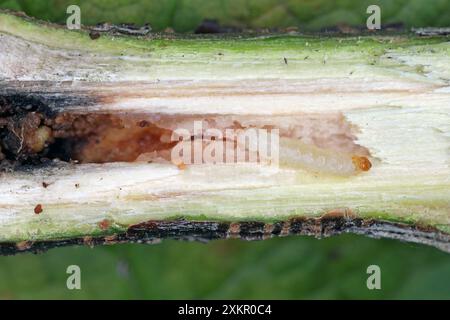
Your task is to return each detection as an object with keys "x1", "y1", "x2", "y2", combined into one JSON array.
[{"x1": 0, "y1": 106, "x2": 372, "y2": 175}]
